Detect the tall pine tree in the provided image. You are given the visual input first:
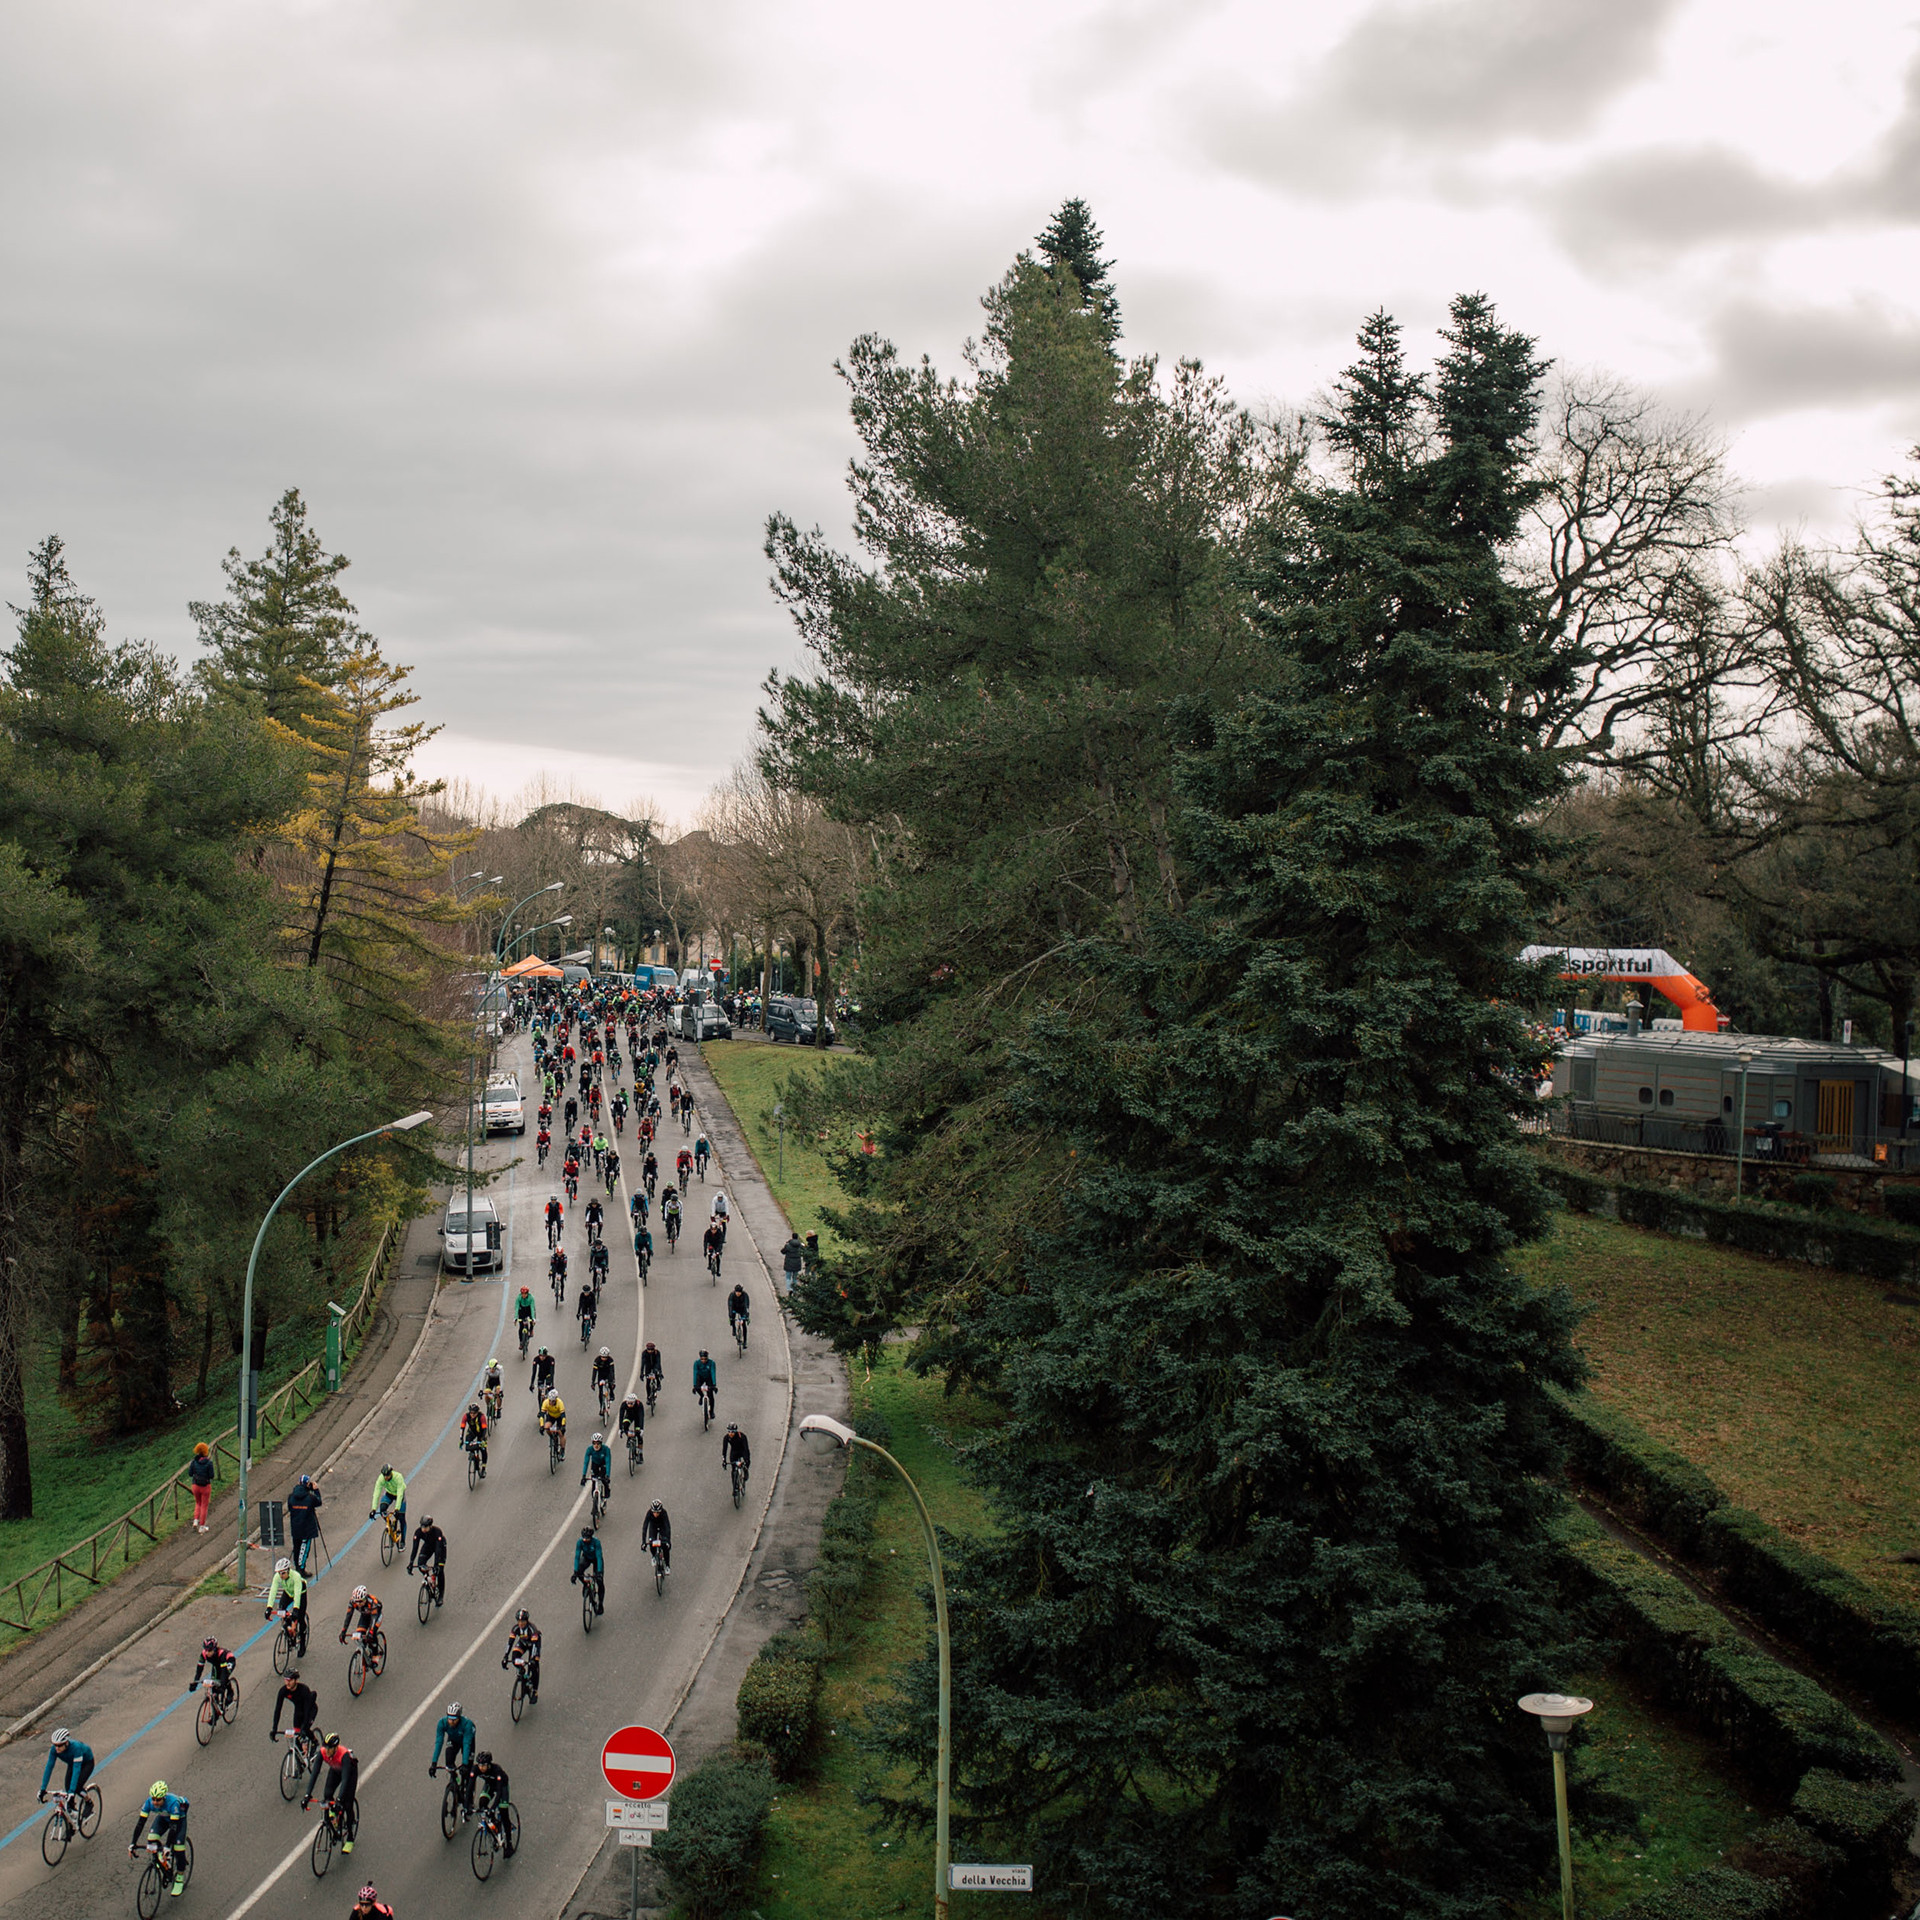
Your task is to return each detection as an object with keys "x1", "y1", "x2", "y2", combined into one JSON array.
[
  {"x1": 862, "y1": 299, "x2": 1585, "y2": 1918},
  {"x1": 1036, "y1": 197, "x2": 1120, "y2": 342}
]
